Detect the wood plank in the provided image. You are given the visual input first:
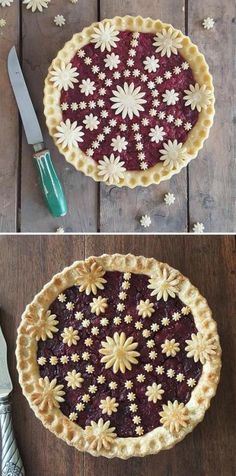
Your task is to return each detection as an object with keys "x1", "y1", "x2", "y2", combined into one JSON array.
[
  {"x1": 0, "y1": 3, "x2": 20, "y2": 232},
  {"x1": 20, "y1": 0, "x2": 98, "y2": 232},
  {"x1": 99, "y1": 0, "x2": 188, "y2": 232},
  {"x1": 0, "y1": 235, "x2": 85, "y2": 476},
  {"x1": 188, "y1": 0, "x2": 236, "y2": 232},
  {"x1": 84, "y1": 234, "x2": 236, "y2": 476},
  {"x1": 0, "y1": 235, "x2": 235, "y2": 474}
]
